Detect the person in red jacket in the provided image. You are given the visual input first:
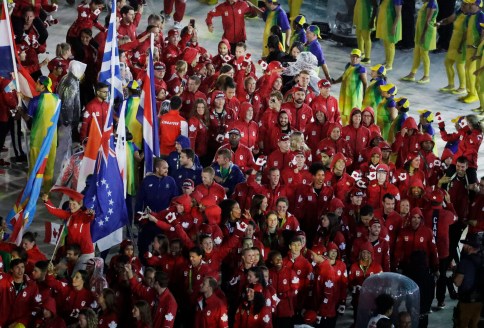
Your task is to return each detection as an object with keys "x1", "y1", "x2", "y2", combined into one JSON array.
[
  {"x1": 341, "y1": 107, "x2": 371, "y2": 167},
  {"x1": 117, "y1": 4, "x2": 143, "y2": 41},
  {"x1": 446, "y1": 115, "x2": 483, "y2": 185},
  {"x1": 188, "y1": 98, "x2": 211, "y2": 164},
  {"x1": 265, "y1": 134, "x2": 295, "y2": 173},
  {"x1": 0, "y1": 75, "x2": 18, "y2": 168},
  {"x1": 423, "y1": 189, "x2": 457, "y2": 308},
  {"x1": 42, "y1": 189, "x2": 95, "y2": 269},
  {"x1": 127, "y1": 268, "x2": 177, "y2": 328},
  {"x1": 351, "y1": 218, "x2": 391, "y2": 272},
  {"x1": 361, "y1": 106, "x2": 381, "y2": 135},
  {"x1": 229, "y1": 102, "x2": 259, "y2": 152},
  {"x1": 281, "y1": 151, "x2": 312, "y2": 186},
  {"x1": 373, "y1": 193, "x2": 403, "y2": 250},
  {"x1": 281, "y1": 86, "x2": 313, "y2": 133},
  {"x1": 67, "y1": 0, "x2": 106, "y2": 43},
  {"x1": 325, "y1": 152, "x2": 355, "y2": 202},
  {"x1": 234, "y1": 283, "x2": 273, "y2": 328},
  {"x1": 159, "y1": 96, "x2": 188, "y2": 156},
  {"x1": 195, "y1": 276, "x2": 229, "y2": 328},
  {"x1": 304, "y1": 100, "x2": 330, "y2": 159},
  {"x1": 80, "y1": 82, "x2": 109, "y2": 141},
  {"x1": 36, "y1": 296, "x2": 67, "y2": 328},
  {"x1": 391, "y1": 116, "x2": 422, "y2": 167},
  {"x1": 394, "y1": 207, "x2": 439, "y2": 274},
  {"x1": 181, "y1": 75, "x2": 207, "y2": 118},
  {"x1": 311, "y1": 79, "x2": 341, "y2": 123},
  {"x1": 21, "y1": 231, "x2": 47, "y2": 275},
  {"x1": 237, "y1": 77, "x2": 263, "y2": 122},
  {"x1": 311, "y1": 258, "x2": 339, "y2": 327},
  {"x1": 215, "y1": 128, "x2": 256, "y2": 172},
  {"x1": 195, "y1": 167, "x2": 227, "y2": 203},
  {"x1": 259, "y1": 91, "x2": 284, "y2": 153},
  {"x1": 268, "y1": 250, "x2": 299, "y2": 327},
  {"x1": 0, "y1": 259, "x2": 40, "y2": 327},
  {"x1": 317, "y1": 123, "x2": 353, "y2": 166},
  {"x1": 44, "y1": 265, "x2": 96, "y2": 326},
  {"x1": 293, "y1": 162, "x2": 334, "y2": 246},
  {"x1": 247, "y1": 167, "x2": 288, "y2": 211},
  {"x1": 348, "y1": 242, "x2": 383, "y2": 322},
  {"x1": 367, "y1": 164, "x2": 400, "y2": 210},
  {"x1": 206, "y1": 0, "x2": 254, "y2": 53}
]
